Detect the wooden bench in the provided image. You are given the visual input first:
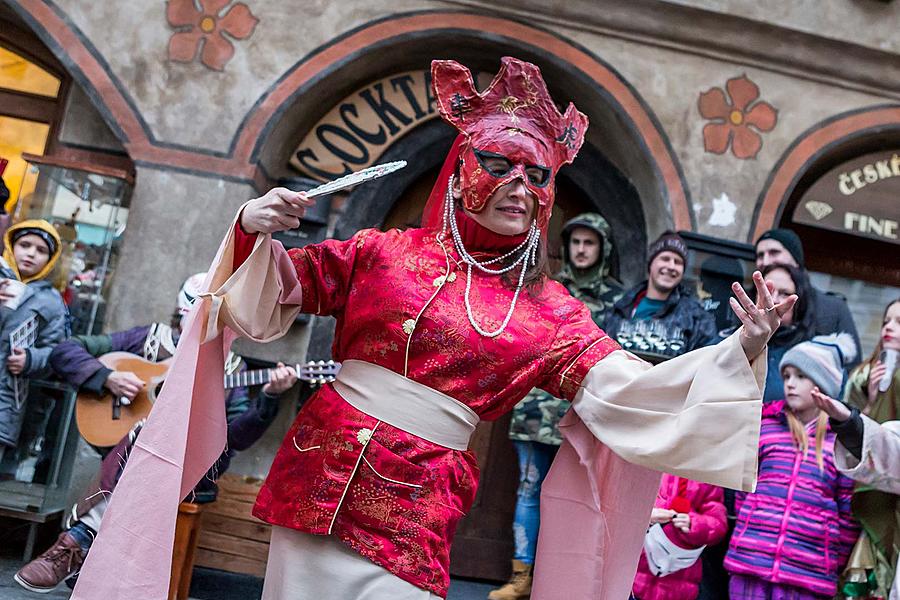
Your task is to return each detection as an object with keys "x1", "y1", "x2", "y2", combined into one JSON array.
[{"x1": 194, "y1": 474, "x2": 271, "y2": 578}]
